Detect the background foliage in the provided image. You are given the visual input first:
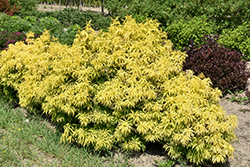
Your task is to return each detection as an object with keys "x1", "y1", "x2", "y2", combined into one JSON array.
[
  {"x1": 104, "y1": 0, "x2": 250, "y2": 32},
  {"x1": 0, "y1": 9, "x2": 111, "y2": 46},
  {"x1": 218, "y1": 21, "x2": 250, "y2": 60},
  {"x1": 0, "y1": 0, "x2": 20, "y2": 16},
  {"x1": 9, "y1": 0, "x2": 37, "y2": 14},
  {"x1": 165, "y1": 15, "x2": 214, "y2": 51},
  {"x1": 19, "y1": 8, "x2": 111, "y2": 30}
]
